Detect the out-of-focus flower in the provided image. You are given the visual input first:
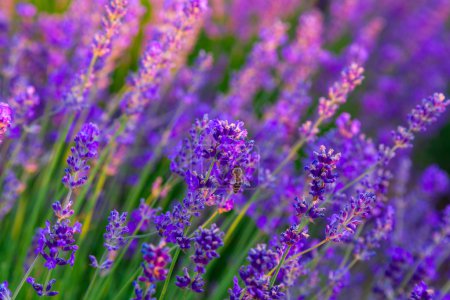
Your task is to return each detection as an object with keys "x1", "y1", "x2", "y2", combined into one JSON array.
[
  {"x1": 420, "y1": 165, "x2": 449, "y2": 196},
  {"x1": 0, "y1": 102, "x2": 13, "y2": 144}
]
